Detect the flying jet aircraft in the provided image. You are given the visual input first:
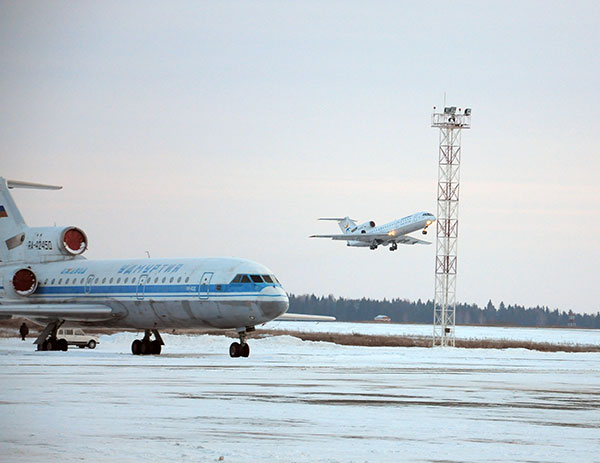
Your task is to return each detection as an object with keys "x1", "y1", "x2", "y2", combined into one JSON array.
[
  {"x1": 310, "y1": 213, "x2": 435, "y2": 250},
  {"x1": 0, "y1": 177, "x2": 328, "y2": 357}
]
